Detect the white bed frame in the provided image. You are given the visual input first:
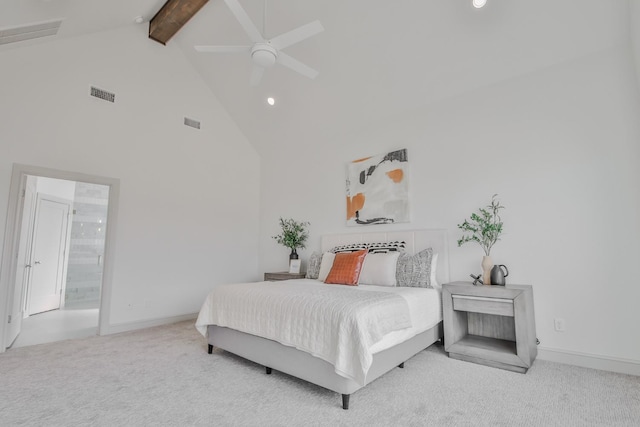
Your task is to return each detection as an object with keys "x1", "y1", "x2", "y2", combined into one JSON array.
[{"x1": 207, "y1": 229, "x2": 449, "y2": 409}]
